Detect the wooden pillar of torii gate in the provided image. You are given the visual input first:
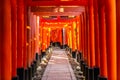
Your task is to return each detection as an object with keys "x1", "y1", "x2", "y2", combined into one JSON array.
[
  {"x1": 88, "y1": 0, "x2": 95, "y2": 79},
  {"x1": 105, "y1": 0, "x2": 117, "y2": 80},
  {"x1": 93, "y1": 0, "x2": 100, "y2": 79},
  {"x1": 0, "y1": 0, "x2": 12, "y2": 80},
  {"x1": 17, "y1": 0, "x2": 25, "y2": 79},
  {"x1": 116, "y1": 0, "x2": 120, "y2": 80},
  {"x1": 11, "y1": 0, "x2": 18, "y2": 79},
  {"x1": 98, "y1": 0, "x2": 107, "y2": 79}
]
